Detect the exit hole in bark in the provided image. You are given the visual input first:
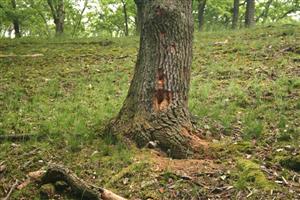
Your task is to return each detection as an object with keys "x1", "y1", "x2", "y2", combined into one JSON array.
[{"x1": 154, "y1": 70, "x2": 172, "y2": 110}]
